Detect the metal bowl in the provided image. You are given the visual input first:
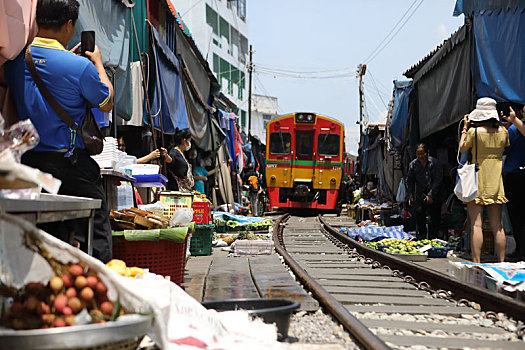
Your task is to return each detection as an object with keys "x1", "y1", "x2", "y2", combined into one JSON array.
[{"x1": 0, "y1": 314, "x2": 153, "y2": 350}]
